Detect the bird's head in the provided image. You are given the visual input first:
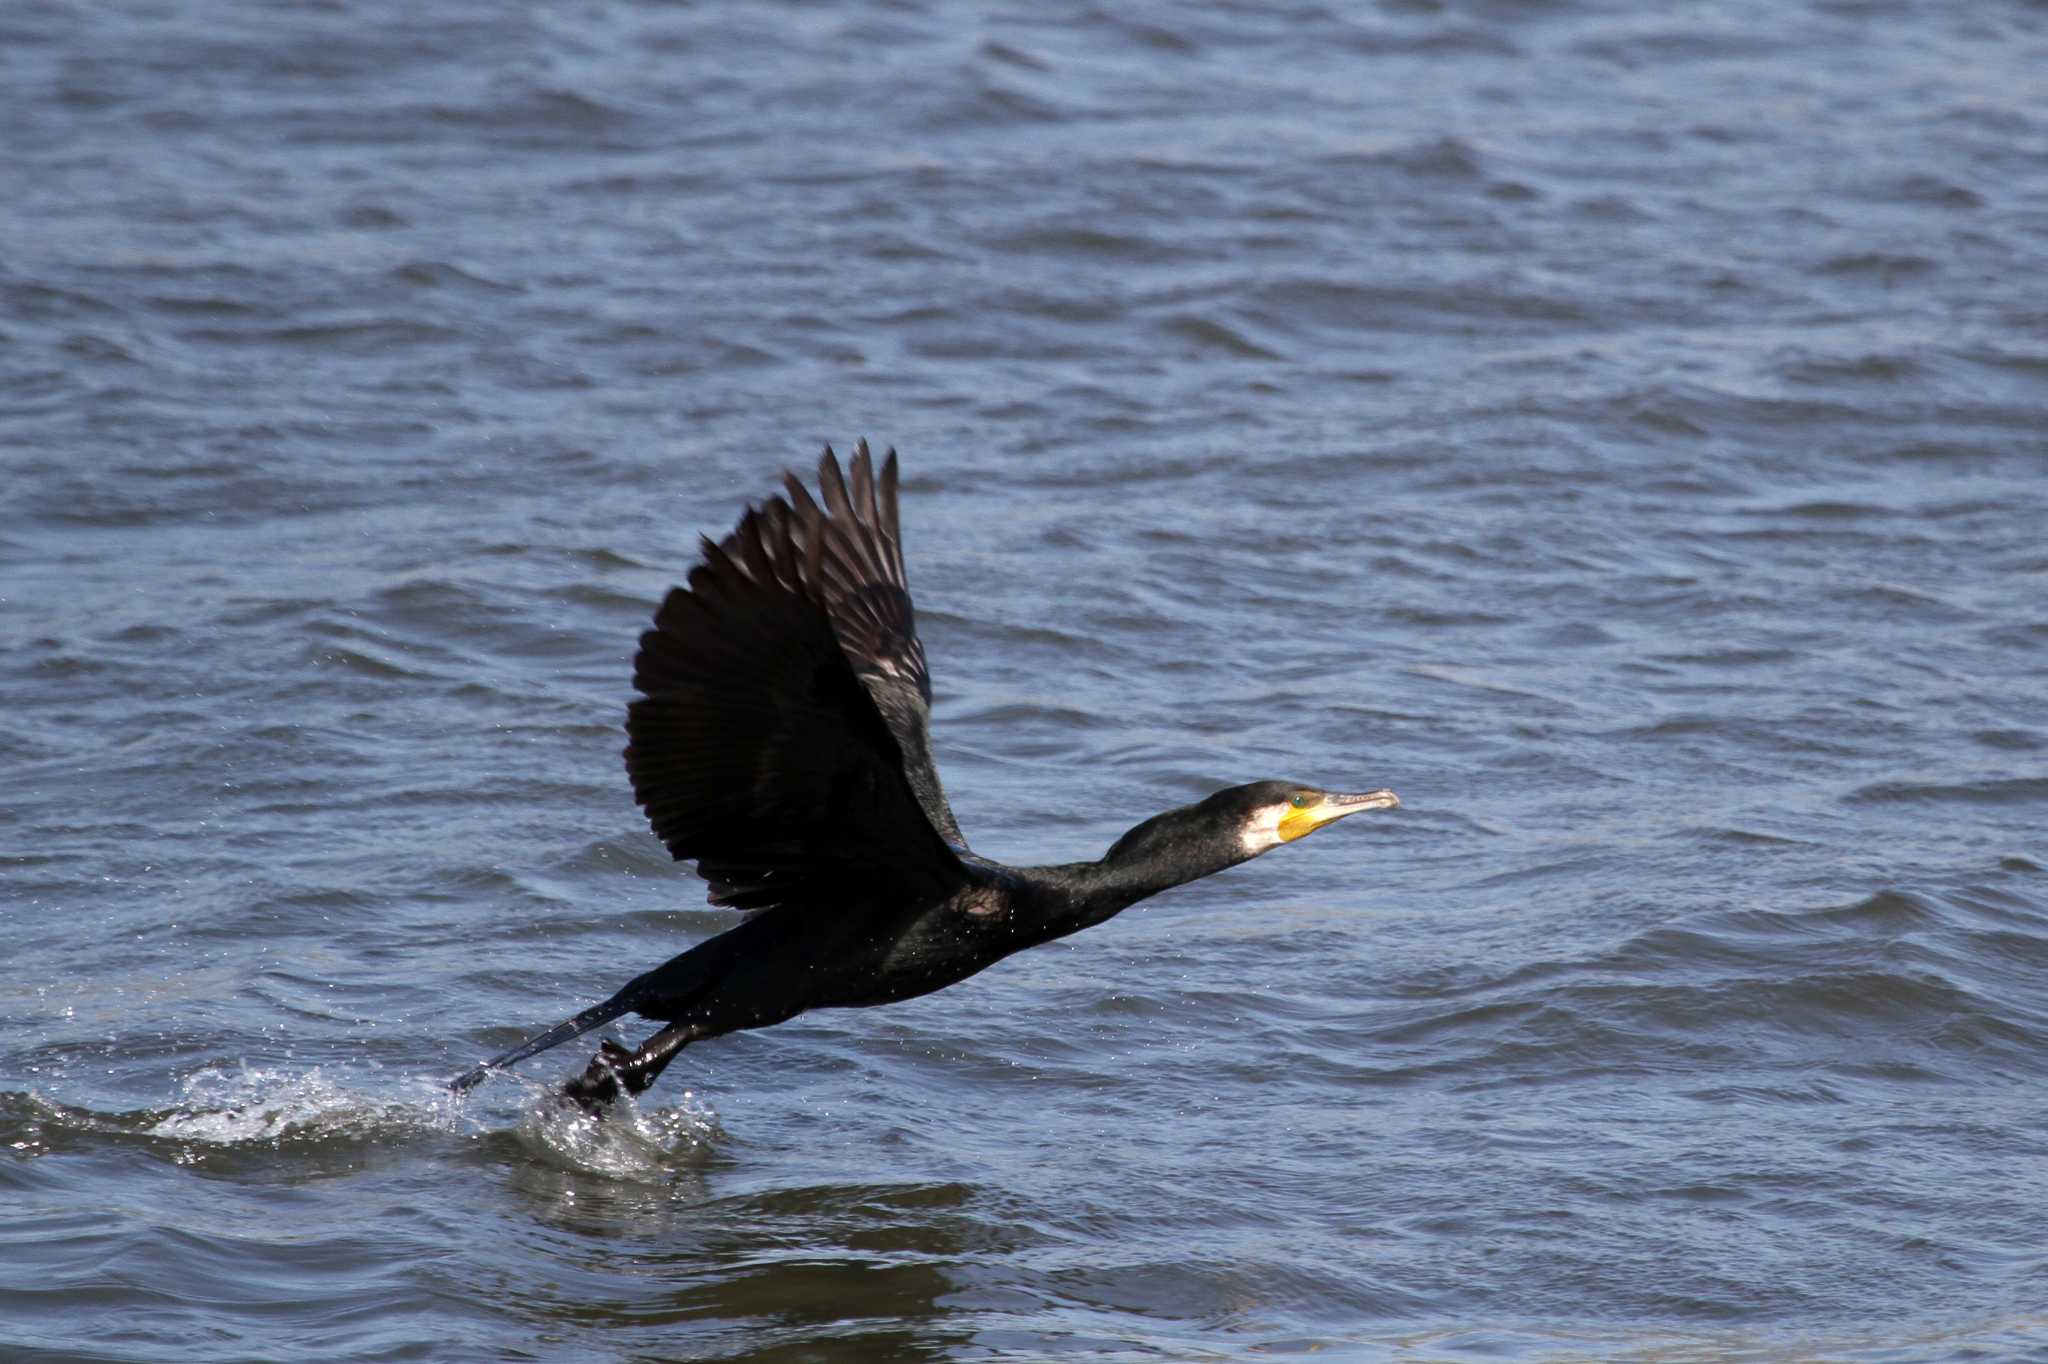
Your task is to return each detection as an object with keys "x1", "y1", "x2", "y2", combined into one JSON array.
[
  {"x1": 1096, "y1": 779, "x2": 1402, "y2": 890},
  {"x1": 1206, "y1": 779, "x2": 1402, "y2": 858},
  {"x1": 1085, "y1": 778, "x2": 1402, "y2": 912}
]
